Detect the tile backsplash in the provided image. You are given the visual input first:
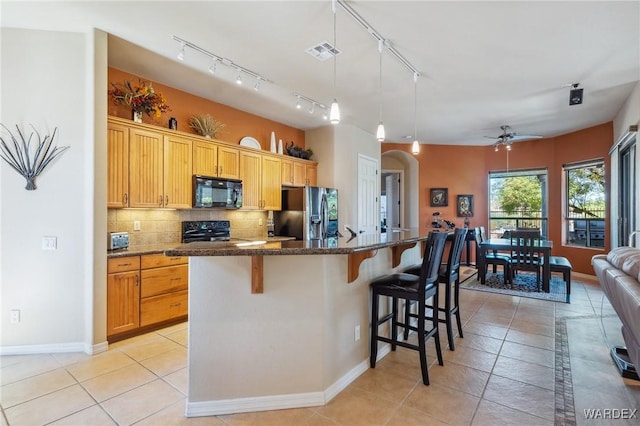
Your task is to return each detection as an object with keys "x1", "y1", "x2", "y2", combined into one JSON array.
[{"x1": 107, "y1": 209, "x2": 268, "y2": 247}]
